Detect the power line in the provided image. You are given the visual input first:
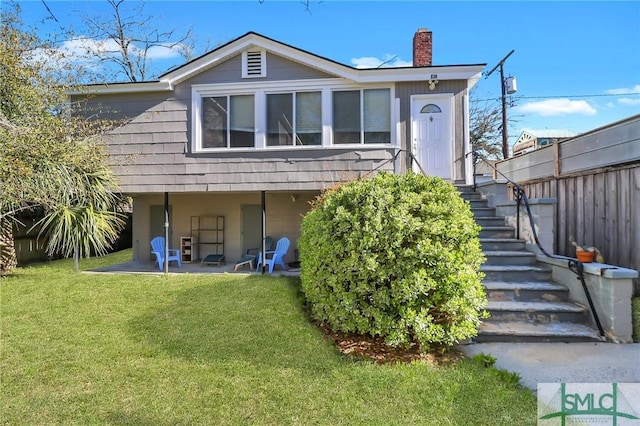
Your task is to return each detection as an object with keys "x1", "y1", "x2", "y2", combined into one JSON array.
[{"x1": 472, "y1": 93, "x2": 640, "y2": 102}]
